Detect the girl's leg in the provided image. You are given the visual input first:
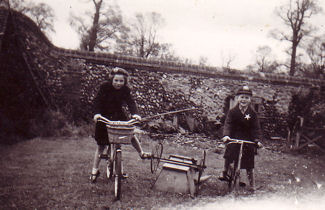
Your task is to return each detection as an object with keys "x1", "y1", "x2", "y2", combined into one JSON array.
[
  {"x1": 92, "y1": 145, "x2": 106, "y2": 174},
  {"x1": 131, "y1": 135, "x2": 151, "y2": 158},
  {"x1": 131, "y1": 135, "x2": 142, "y2": 154}
]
